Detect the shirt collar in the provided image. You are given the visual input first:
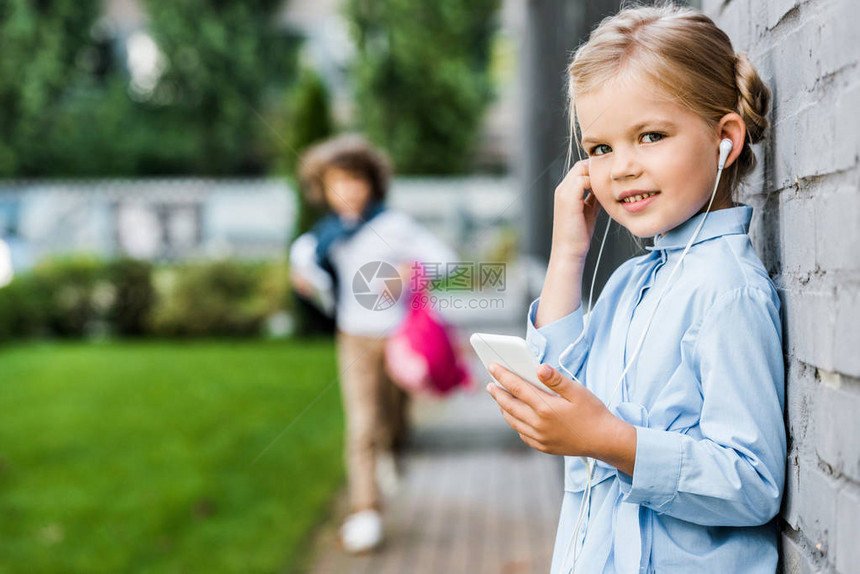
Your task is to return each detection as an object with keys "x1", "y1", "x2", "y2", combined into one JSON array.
[{"x1": 645, "y1": 203, "x2": 753, "y2": 251}]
